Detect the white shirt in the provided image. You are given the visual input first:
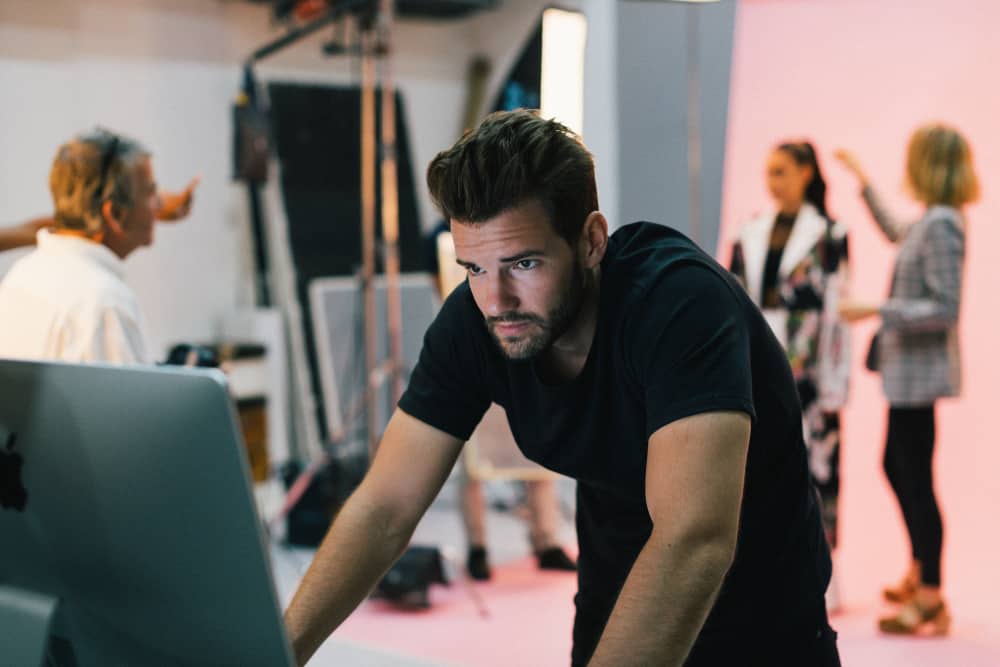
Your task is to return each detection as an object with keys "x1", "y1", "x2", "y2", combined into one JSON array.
[{"x1": 0, "y1": 230, "x2": 151, "y2": 364}]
